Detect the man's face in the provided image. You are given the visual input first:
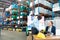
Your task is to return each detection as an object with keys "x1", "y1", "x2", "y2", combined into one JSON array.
[
  {"x1": 34, "y1": 16, "x2": 38, "y2": 19},
  {"x1": 48, "y1": 22, "x2": 52, "y2": 26}
]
